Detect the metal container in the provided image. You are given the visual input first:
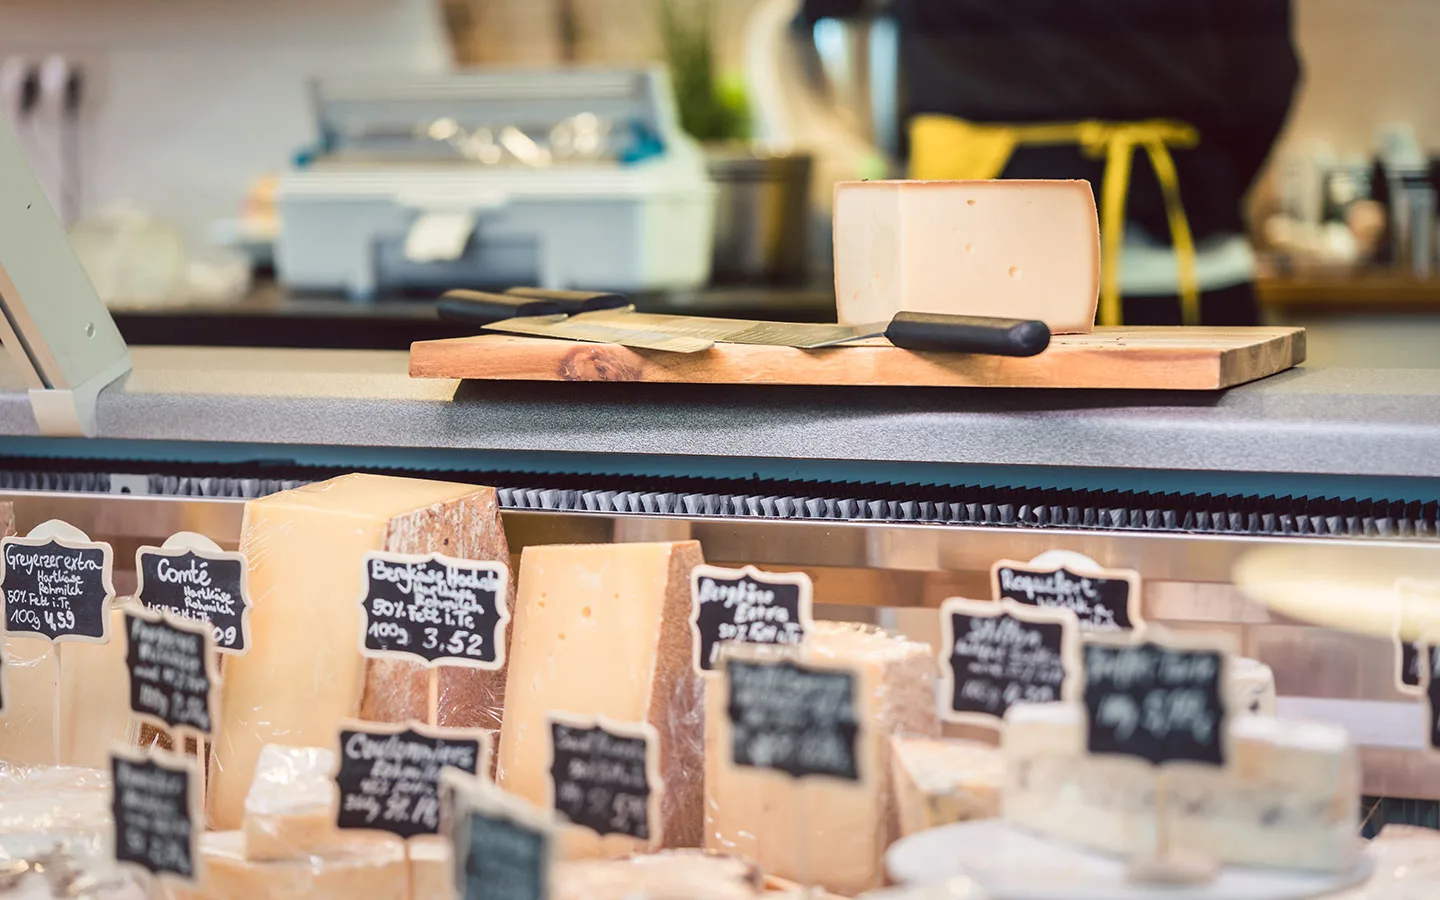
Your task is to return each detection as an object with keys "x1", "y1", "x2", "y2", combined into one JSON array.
[{"x1": 706, "y1": 147, "x2": 813, "y2": 285}]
